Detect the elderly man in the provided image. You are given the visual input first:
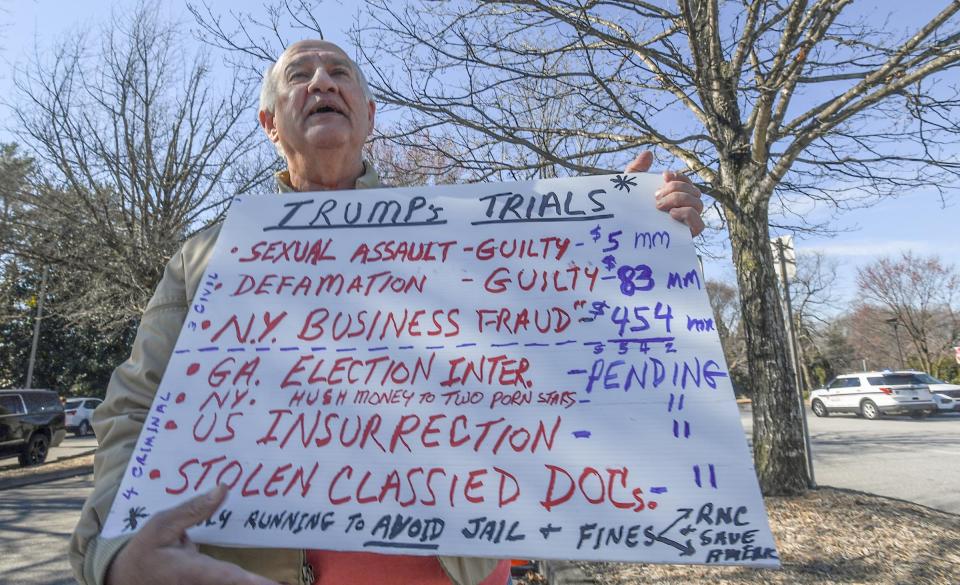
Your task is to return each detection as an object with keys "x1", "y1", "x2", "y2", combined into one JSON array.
[{"x1": 70, "y1": 40, "x2": 705, "y2": 585}]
